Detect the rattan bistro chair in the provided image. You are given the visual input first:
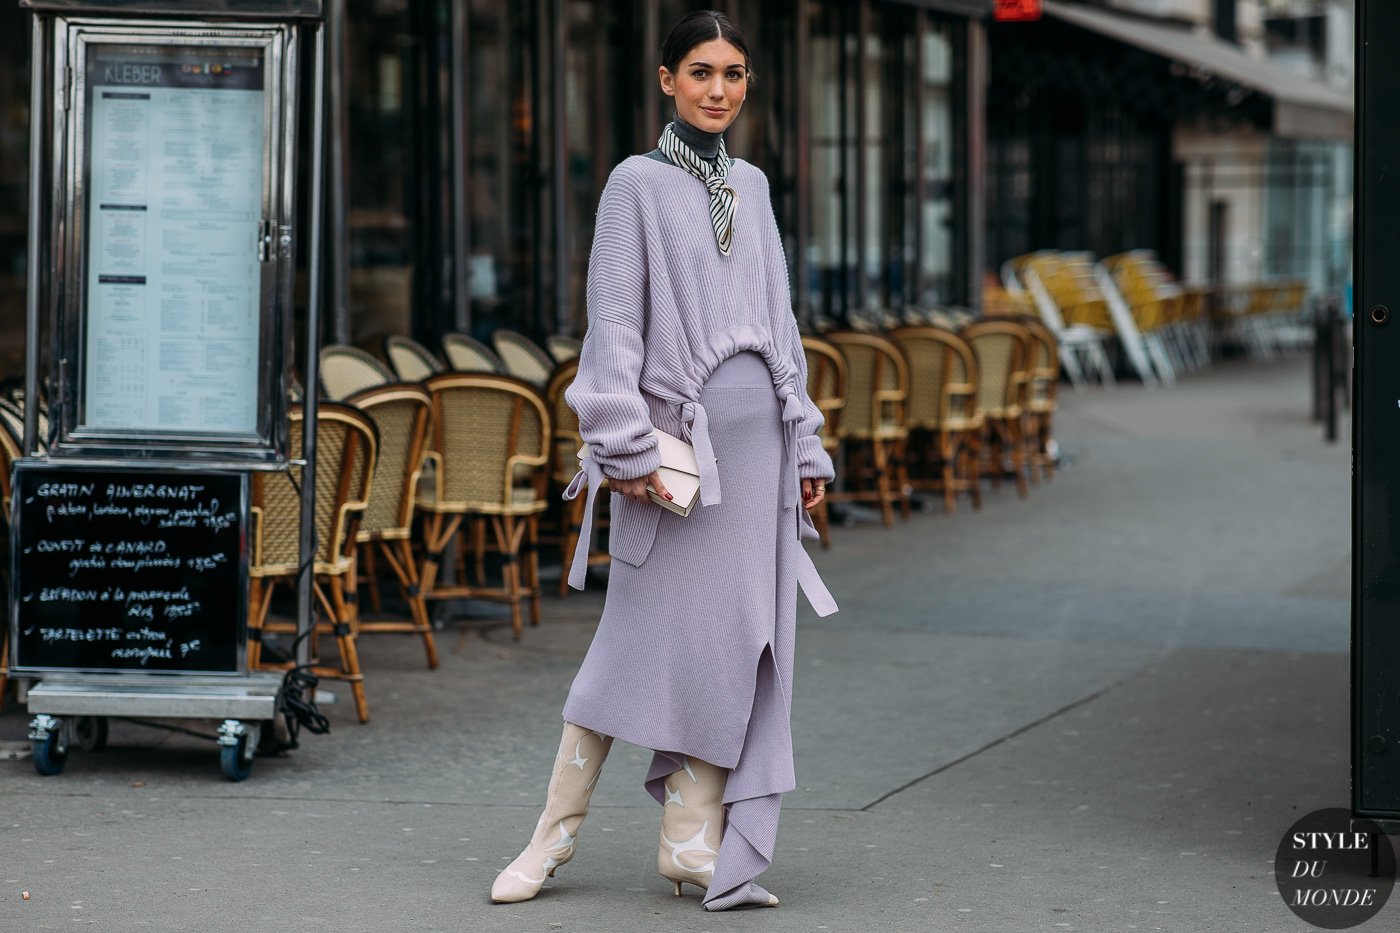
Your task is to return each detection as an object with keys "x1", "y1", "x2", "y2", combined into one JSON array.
[
  {"x1": 962, "y1": 320, "x2": 1031, "y2": 499},
  {"x1": 442, "y1": 332, "x2": 506, "y2": 373},
  {"x1": 319, "y1": 345, "x2": 395, "y2": 401},
  {"x1": 545, "y1": 359, "x2": 610, "y2": 593},
  {"x1": 1021, "y1": 318, "x2": 1061, "y2": 483},
  {"x1": 823, "y1": 332, "x2": 911, "y2": 527},
  {"x1": 0, "y1": 398, "x2": 49, "y2": 453},
  {"x1": 248, "y1": 403, "x2": 378, "y2": 722},
  {"x1": 801, "y1": 336, "x2": 847, "y2": 547},
  {"x1": 545, "y1": 334, "x2": 583, "y2": 363},
  {"x1": 384, "y1": 335, "x2": 445, "y2": 382},
  {"x1": 346, "y1": 383, "x2": 439, "y2": 669},
  {"x1": 889, "y1": 326, "x2": 984, "y2": 513},
  {"x1": 492, "y1": 329, "x2": 554, "y2": 387},
  {"x1": 417, "y1": 372, "x2": 551, "y2": 642},
  {"x1": 0, "y1": 421, "x2": 18, "y2": 709}
]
